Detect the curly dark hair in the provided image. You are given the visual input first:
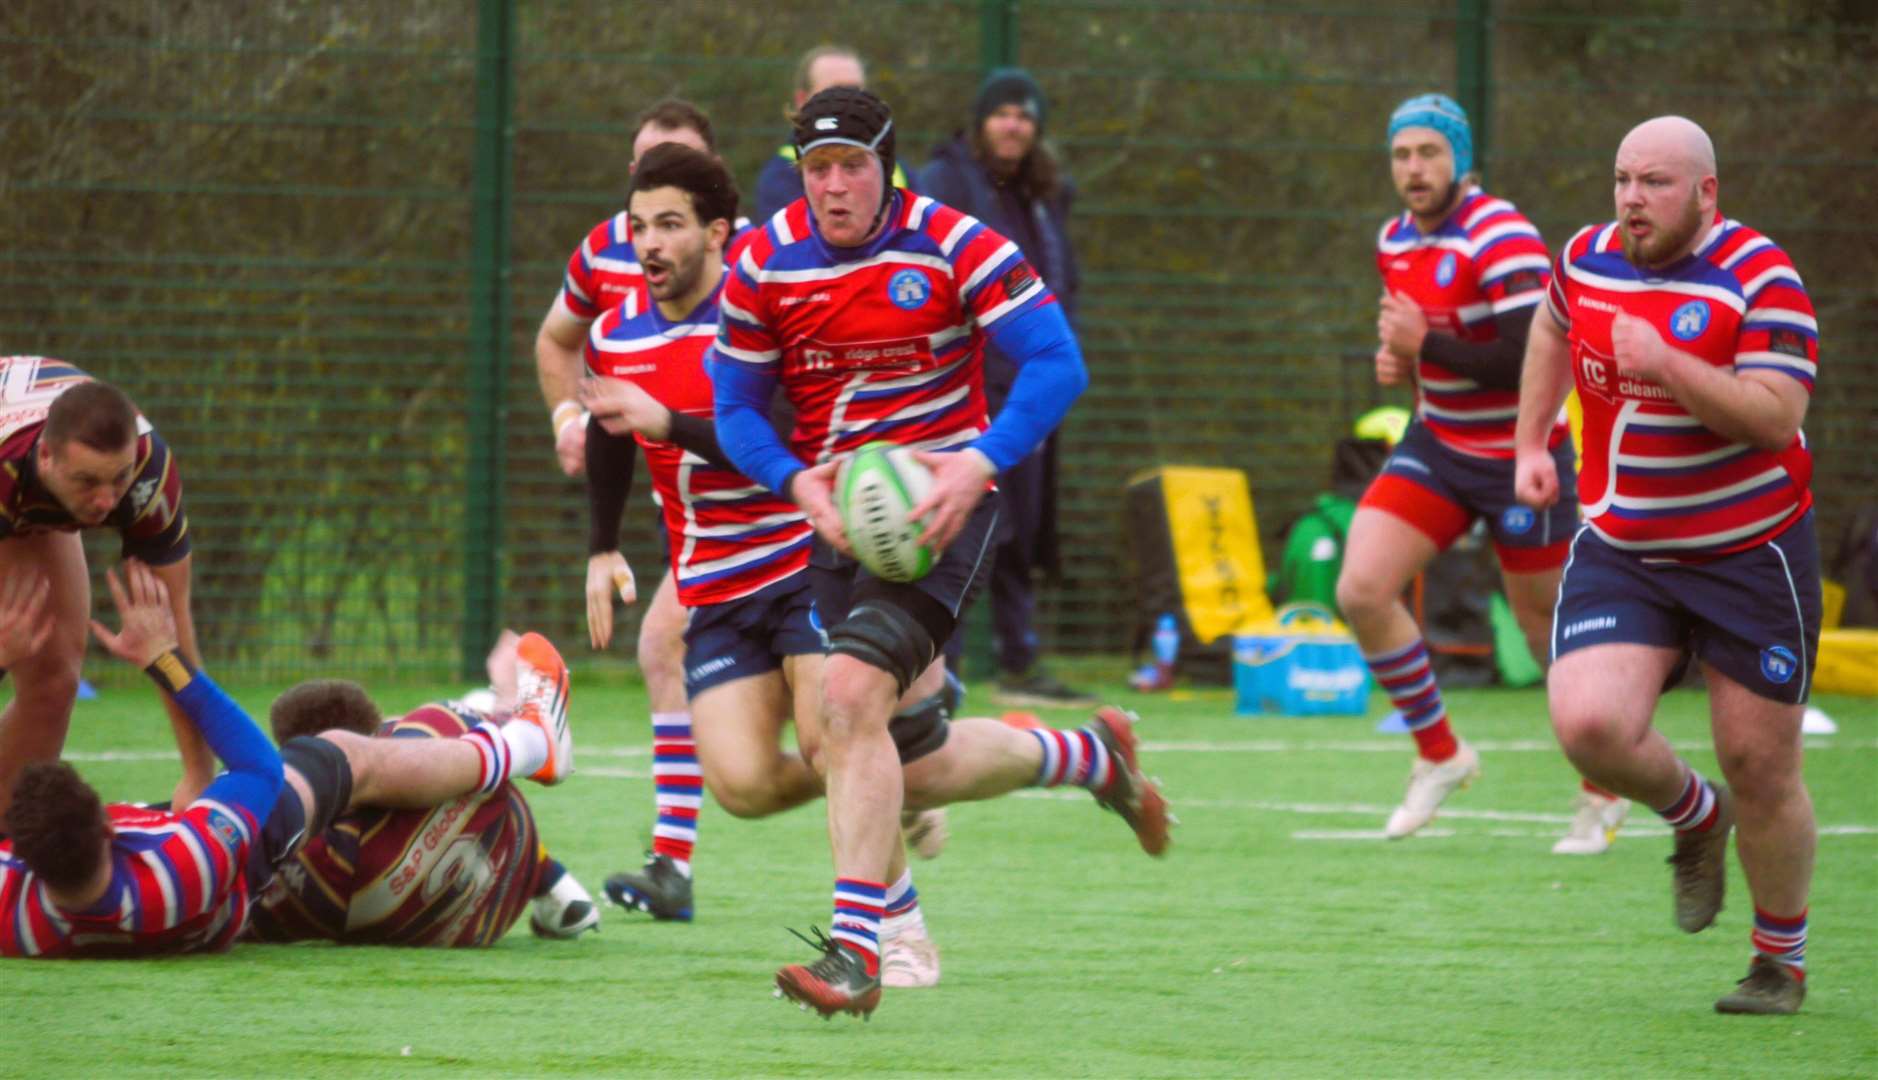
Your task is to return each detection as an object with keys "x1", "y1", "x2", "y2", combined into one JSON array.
[
  {"x1": 630, "y1": 142, "x2": 740, "y2": 231},
  {"x1": 6, "y1": 762, "x2": 111, "y2": 894},
  {"x1": 269, "y1": 679, "x2": 382, "y2": 742}
]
